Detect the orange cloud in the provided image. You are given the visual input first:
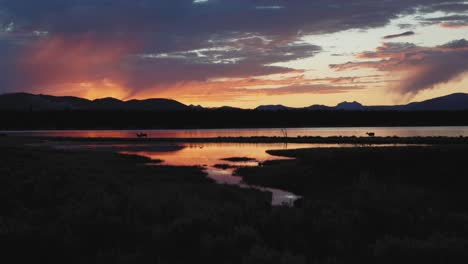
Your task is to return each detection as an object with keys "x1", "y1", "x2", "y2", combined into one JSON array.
[
  {"x1": 331, "y1": 40, "x2": 468, "y2": 95},
  {"x1": 132, "y1": 73, "x2": 368, "y2": 105},
  {"x1": 440, "y1": 22, "x2": 468, "y2": 29},
  {"x1": 16, "y1": 34, "x2": 137, "y2": 97}
]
